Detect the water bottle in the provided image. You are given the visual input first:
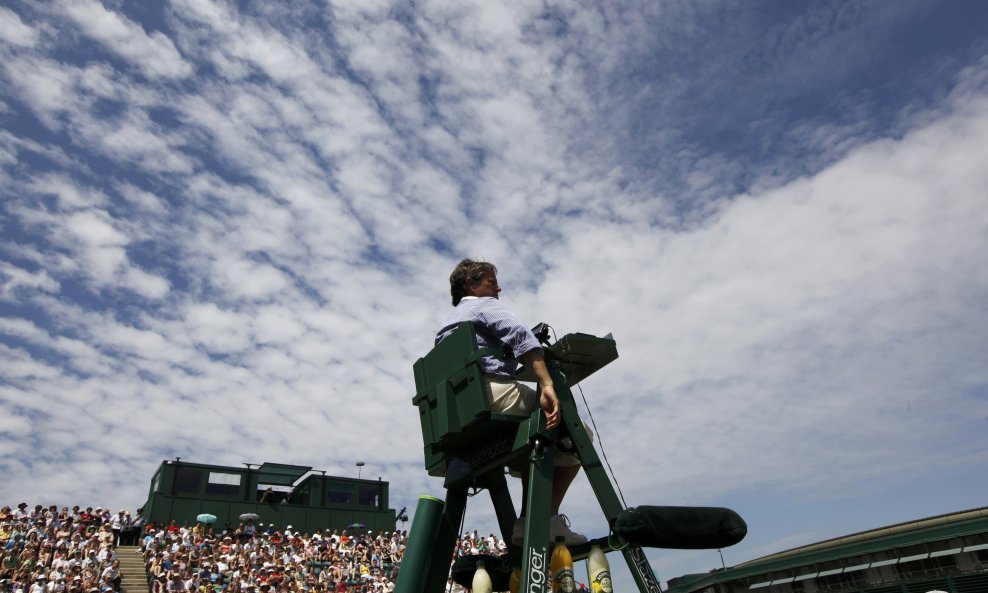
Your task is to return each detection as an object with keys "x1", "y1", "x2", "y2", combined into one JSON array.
[
  {"x1": 550, "y1": 536, "x2": 575, "y2": 593},
  {"x1": 509, "y1": 567, "x2": 521, "y2": 593},
  {"x1": 472, "y1": 559, "x2": 493, "y2": 593},
  {"x1": 587, "y1": 545, "x2": 612, "y2": 593}
]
